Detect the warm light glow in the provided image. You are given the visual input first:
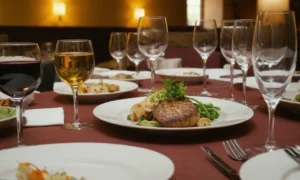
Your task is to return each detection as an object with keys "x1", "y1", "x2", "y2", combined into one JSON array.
[
  {"x1": 134, "y1": 8, "x2": 145, "y2": 19},
  {"x1": 53, "y1": 2, "x2": 66, "y2": 16},
  {"x1": 257, "y1": 0, "x2": 289, "y2": 12}
]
